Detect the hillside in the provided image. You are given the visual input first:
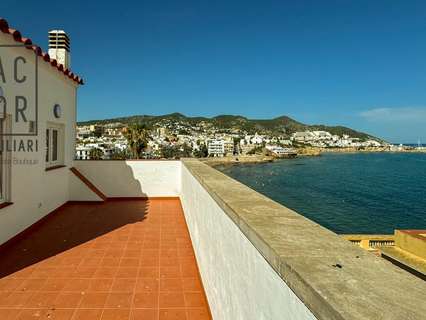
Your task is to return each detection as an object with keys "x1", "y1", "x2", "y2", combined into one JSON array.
[{"x1": 78, "y1": 113, "x2": 380, "y2": 141}]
